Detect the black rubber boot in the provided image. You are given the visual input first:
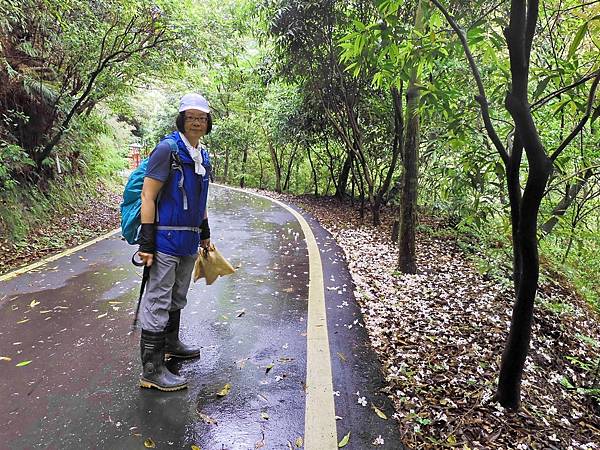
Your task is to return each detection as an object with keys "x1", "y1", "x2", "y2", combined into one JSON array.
[
  {"x1": 140, "y1": 329, "x2": 188, "y2": 391},
  {"x1": 165, "y1": 309, "x2": 200, "y2": 359}
]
